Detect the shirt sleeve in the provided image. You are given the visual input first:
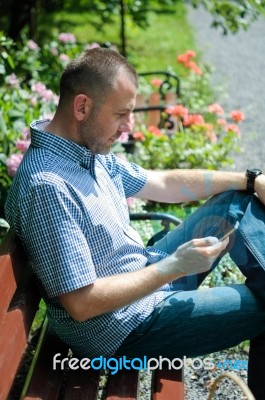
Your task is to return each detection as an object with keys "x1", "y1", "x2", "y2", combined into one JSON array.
[
  {"x1": 20, "y1": 182, "x2": 97, "y2": 298},
  {"x1": 103, "y1": 153, "x2": 148, "y2": 198}
]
